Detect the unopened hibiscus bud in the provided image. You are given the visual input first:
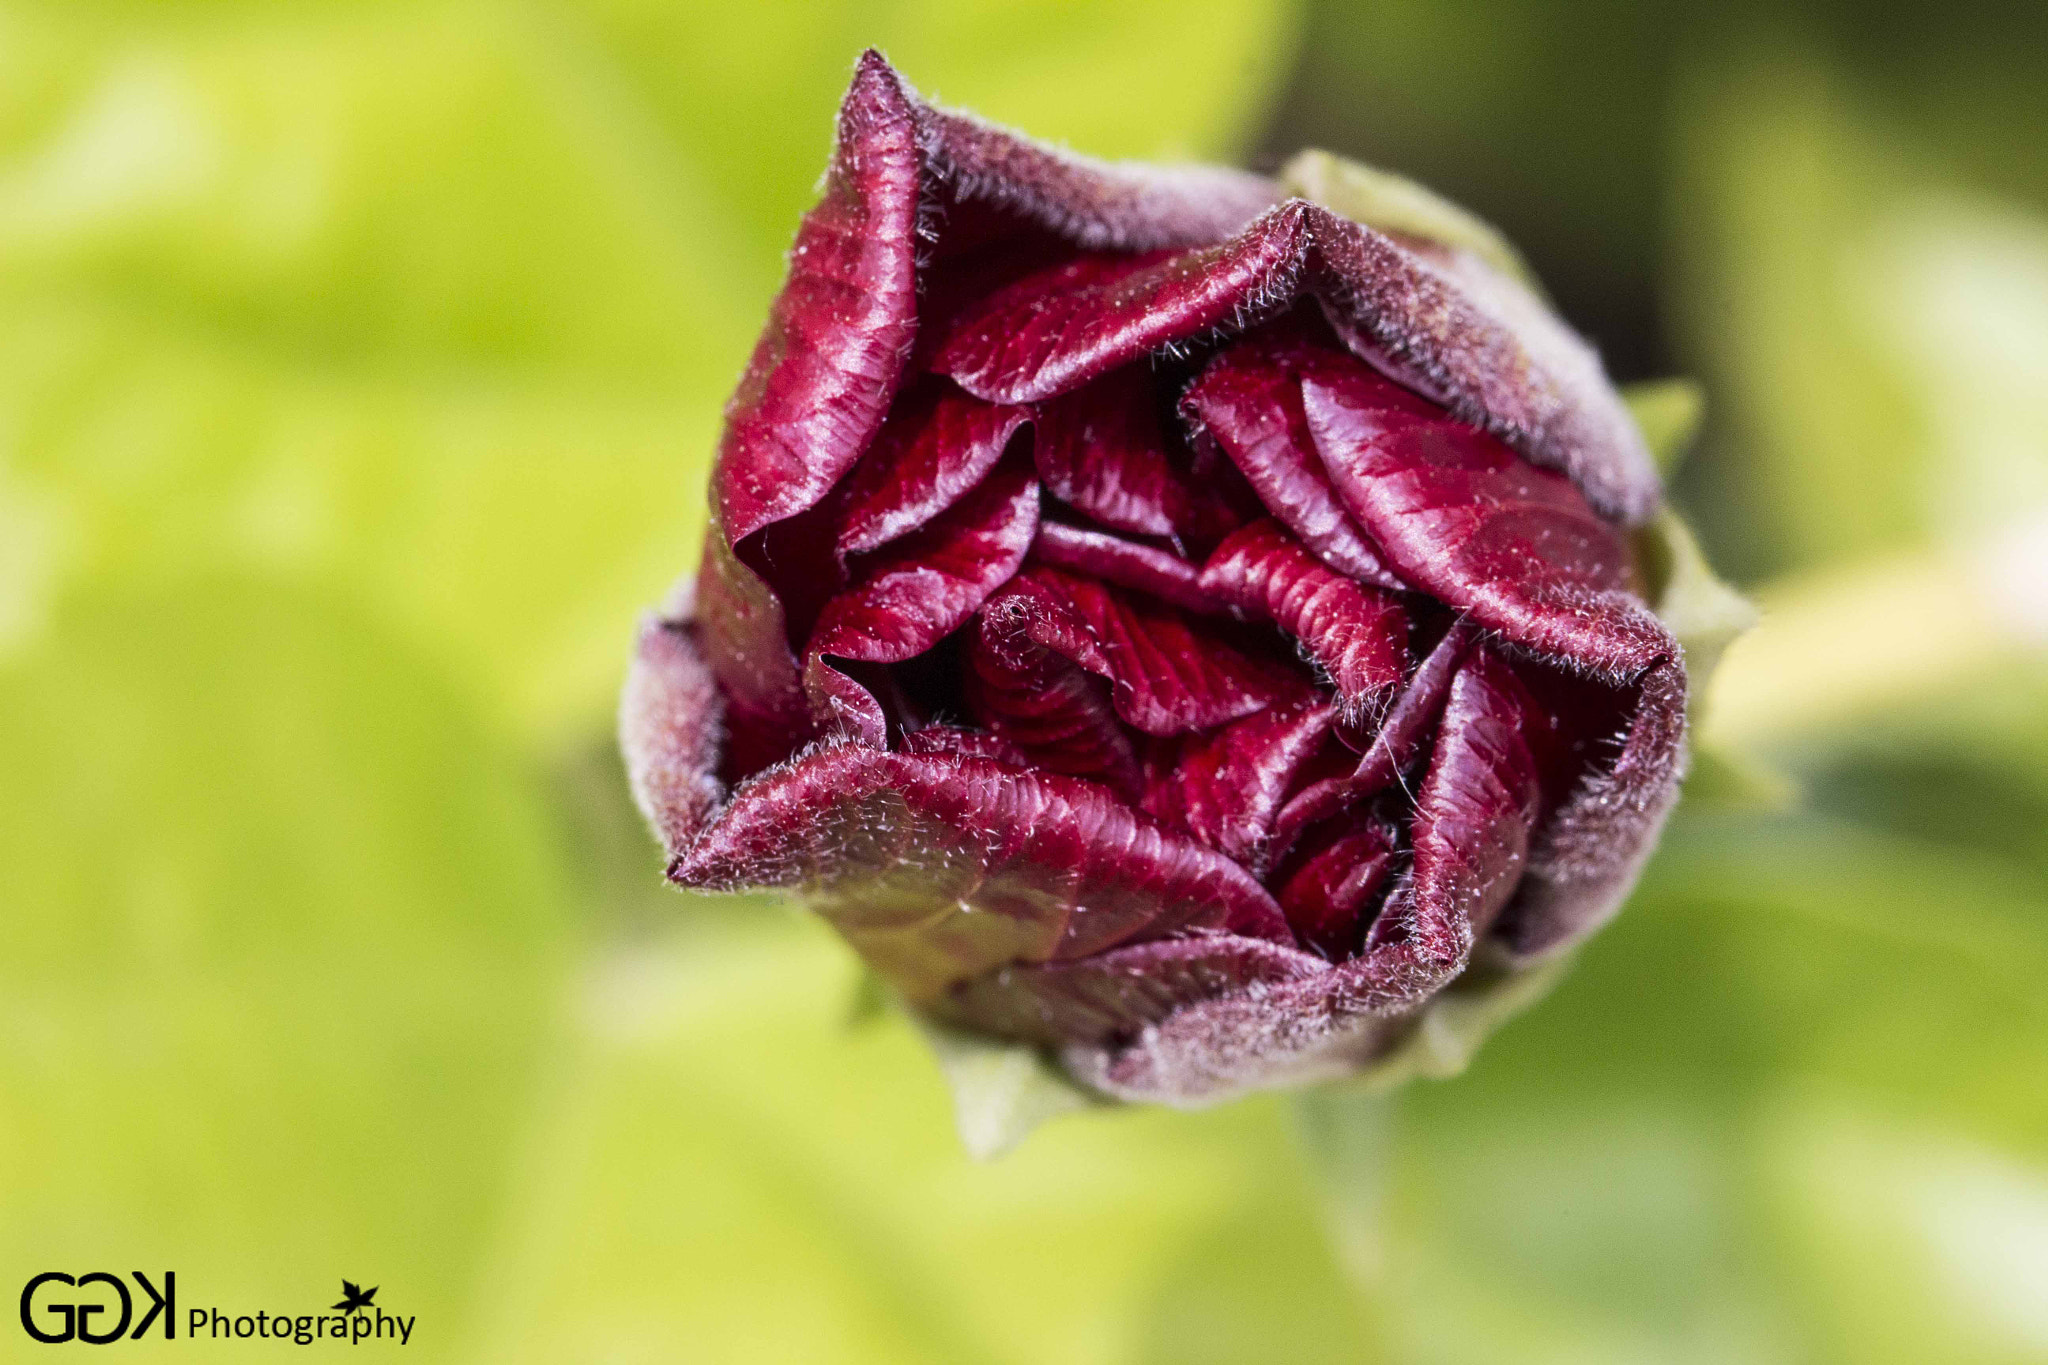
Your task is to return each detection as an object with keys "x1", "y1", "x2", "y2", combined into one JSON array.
[{"x1": 622, "y1": 51, "x2": 1701, "y2": 1108}]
